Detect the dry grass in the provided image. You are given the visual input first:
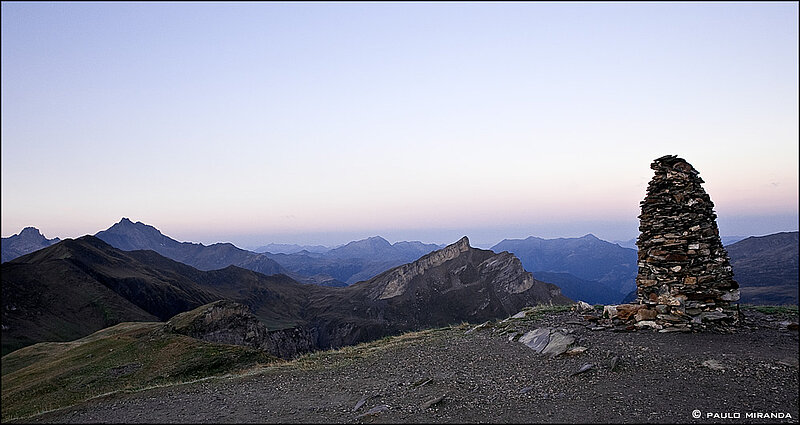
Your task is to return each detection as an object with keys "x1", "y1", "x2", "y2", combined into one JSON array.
[{"x1": 1, "y1": 322, "x2": 276, "y2": 421}]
